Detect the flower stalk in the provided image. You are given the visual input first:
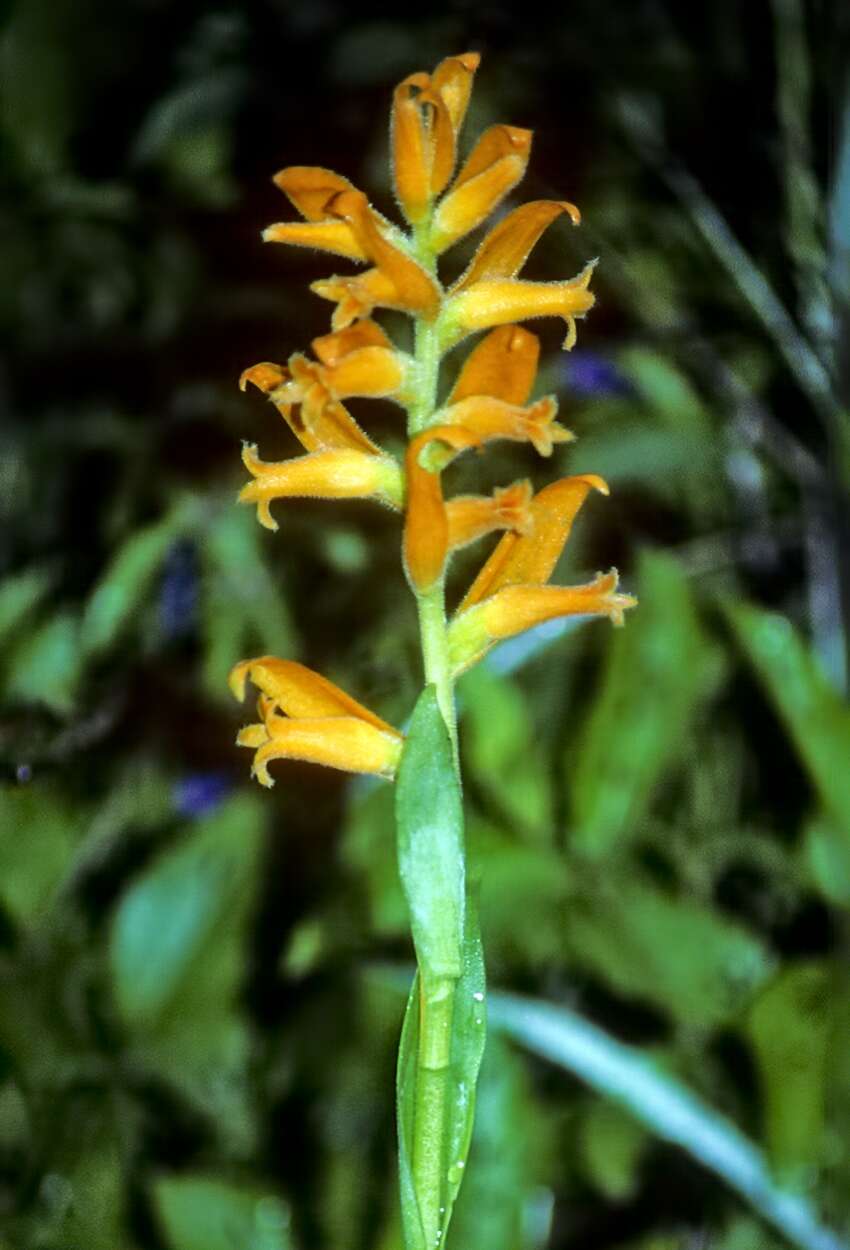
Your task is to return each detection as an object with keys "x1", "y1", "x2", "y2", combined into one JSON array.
[{"x1": 227, "y1": 49, "x2": 636, "y2": 1249}]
